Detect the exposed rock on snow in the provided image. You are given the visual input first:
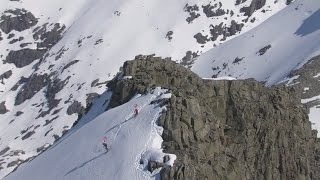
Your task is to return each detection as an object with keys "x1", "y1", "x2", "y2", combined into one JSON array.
[
  {"x1": 241, "y1": 0, "x2": 267, "y2": 17},
  {"x1": 33, "y1": 23, "x2": 66, "y2": 49},
  {"x1": 257, "y1": 44, "x2": 271, "y2": 56},
  {"x1": 0, "y1": 70, "x2": 12, "y2": 82},
  {"x1": 0, "y1": 9, "x2": 38, "y2": 34},
  {"x1": 183, "y1": 4, "x2": 200, "y2": 24},
  {"x1": 0, "y1": 102, "x2": 9, "y2": 114},
  {"x1": 5, "y1": 49, "x2": 47, "y2": 68},
  {"x1": 180, "y1": 51, "x2": 199, "y2": 69},
  {"x1": 202, "y1": 2, "x2": 226, "y2": 18},
  {"x1": 66, "y1": 101, "x2": 85, "y2": 116},
  {"x1": 15, "y1": 73, "x2": 49, "y2": 105},
  {"x1": 209, "y1": 20, "x2": 244, "y2": 42}
]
